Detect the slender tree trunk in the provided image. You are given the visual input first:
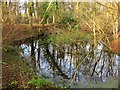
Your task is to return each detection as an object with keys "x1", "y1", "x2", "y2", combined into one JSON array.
[
  {"x1": 30, "y1": 16, "x2": 33, "y2": 28},
  {"x1": 52, "y1": 14, "x2": 55, "y2": 23}
]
